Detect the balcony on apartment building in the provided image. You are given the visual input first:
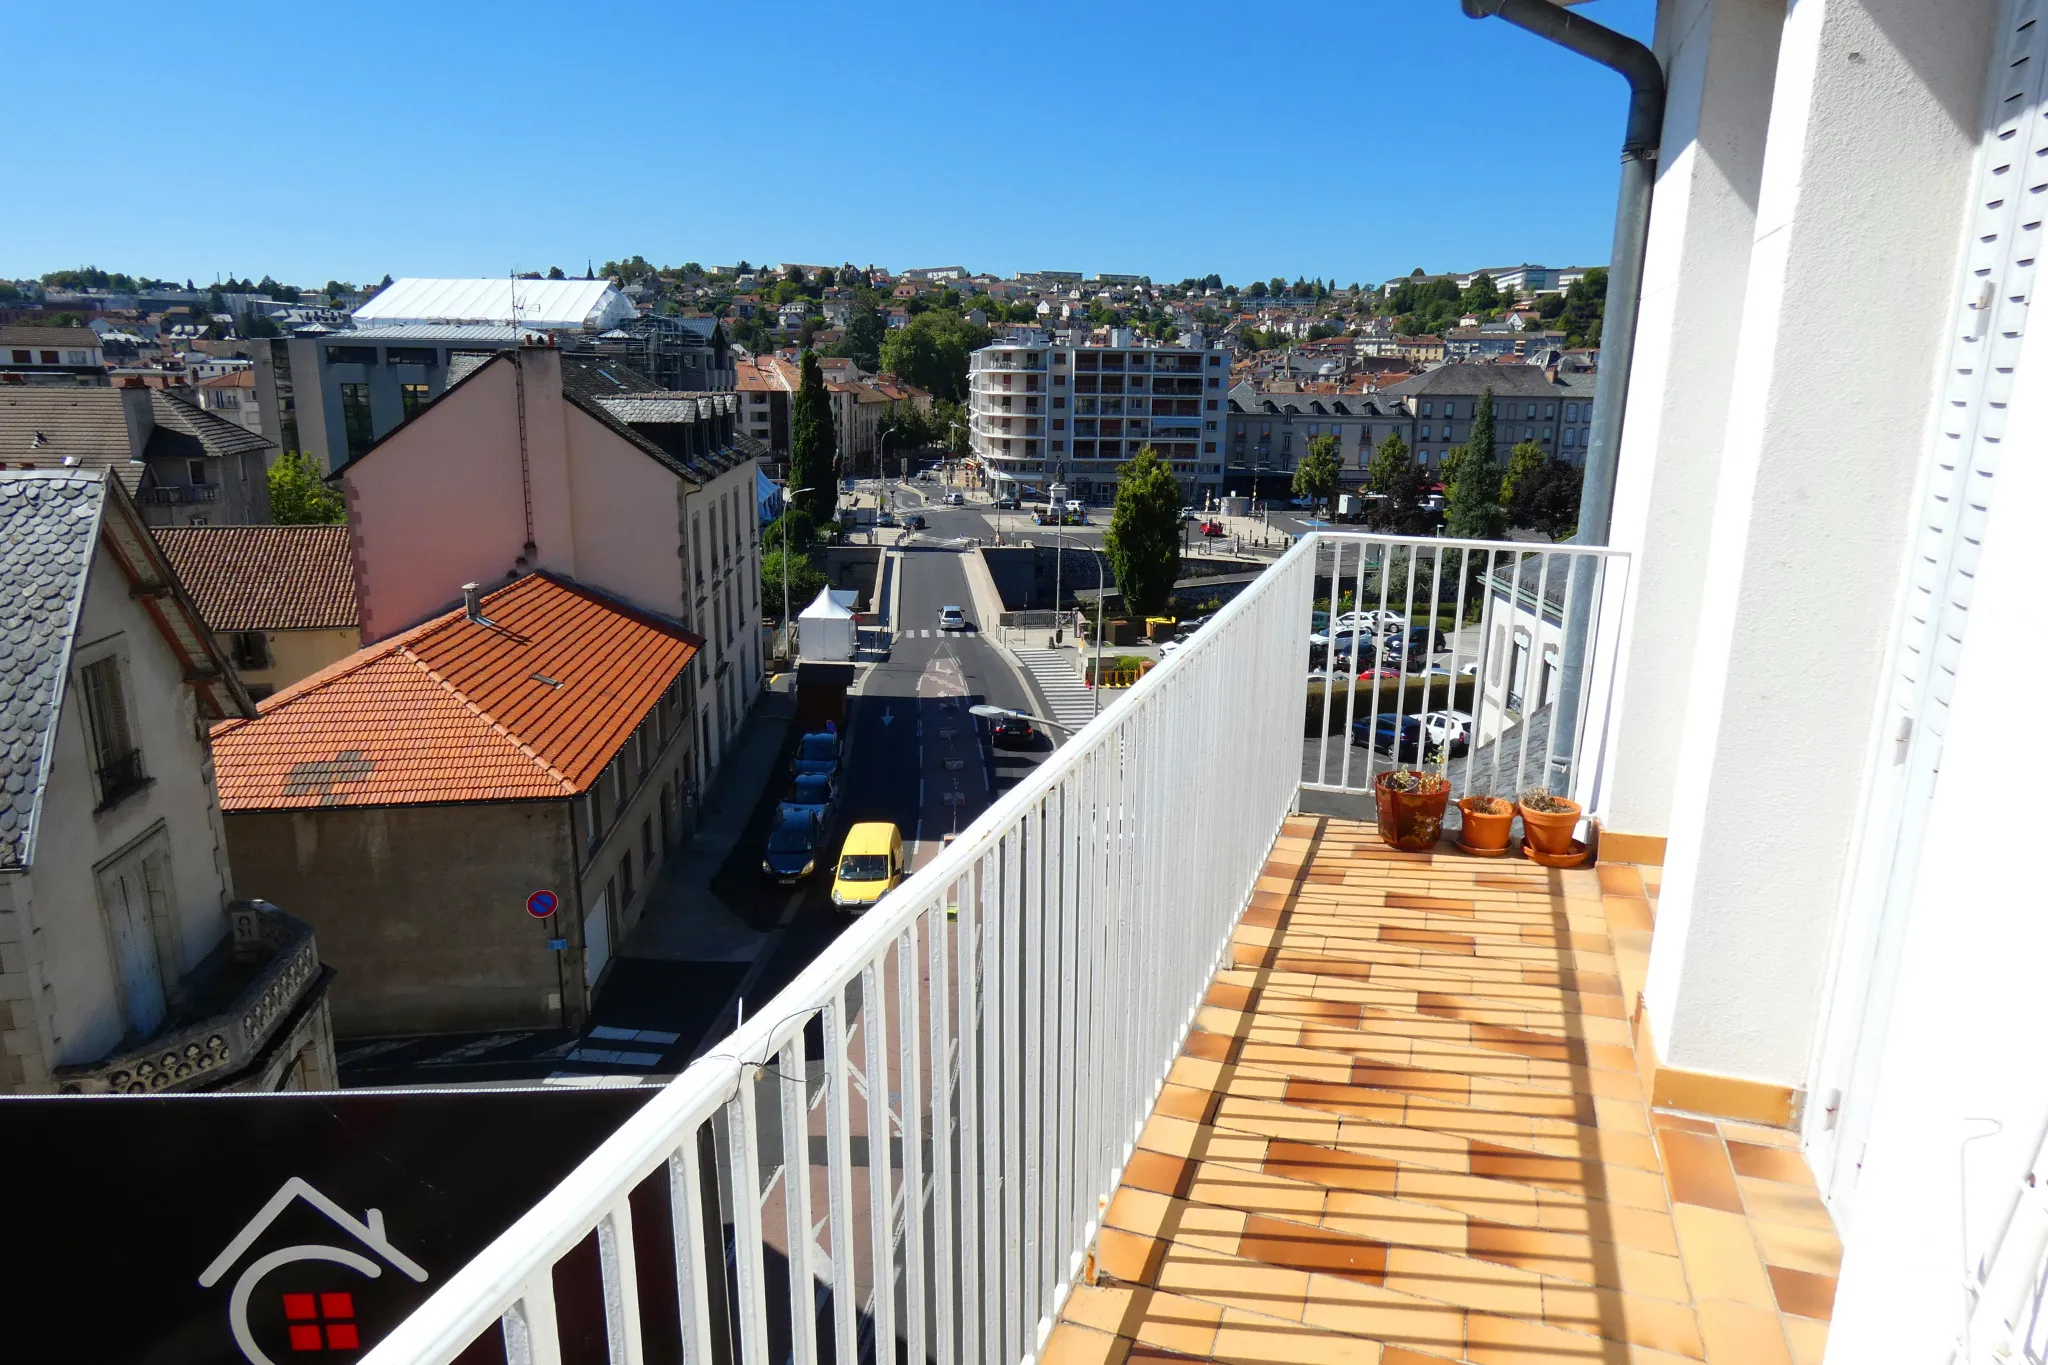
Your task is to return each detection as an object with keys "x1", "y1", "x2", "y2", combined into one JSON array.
[
  {"x1": 52, "y1": 899, "x2": 328, "y2": 1094},
  {"x1": 357, "y1": 531, "x2": 1843, "y2": 1365}
]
